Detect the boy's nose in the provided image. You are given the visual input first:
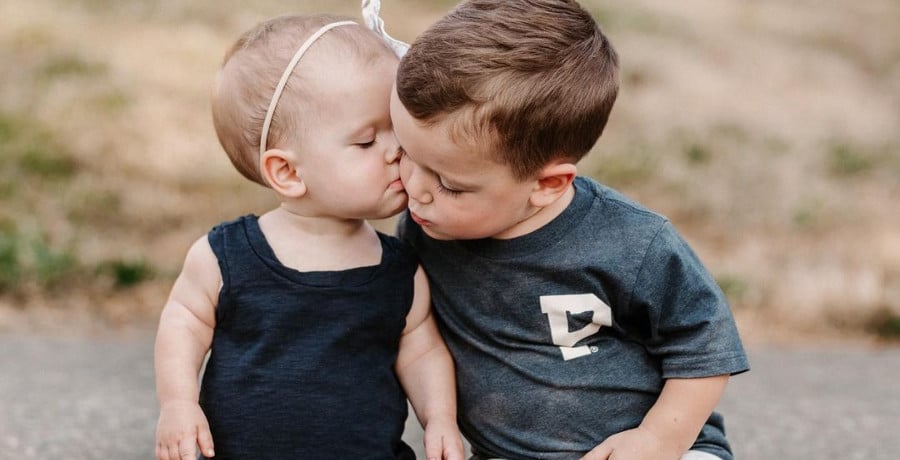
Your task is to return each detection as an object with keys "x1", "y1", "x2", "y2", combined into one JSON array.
[{"x1": 400, "y1": 158, "x2": 433, "y2": 204}]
